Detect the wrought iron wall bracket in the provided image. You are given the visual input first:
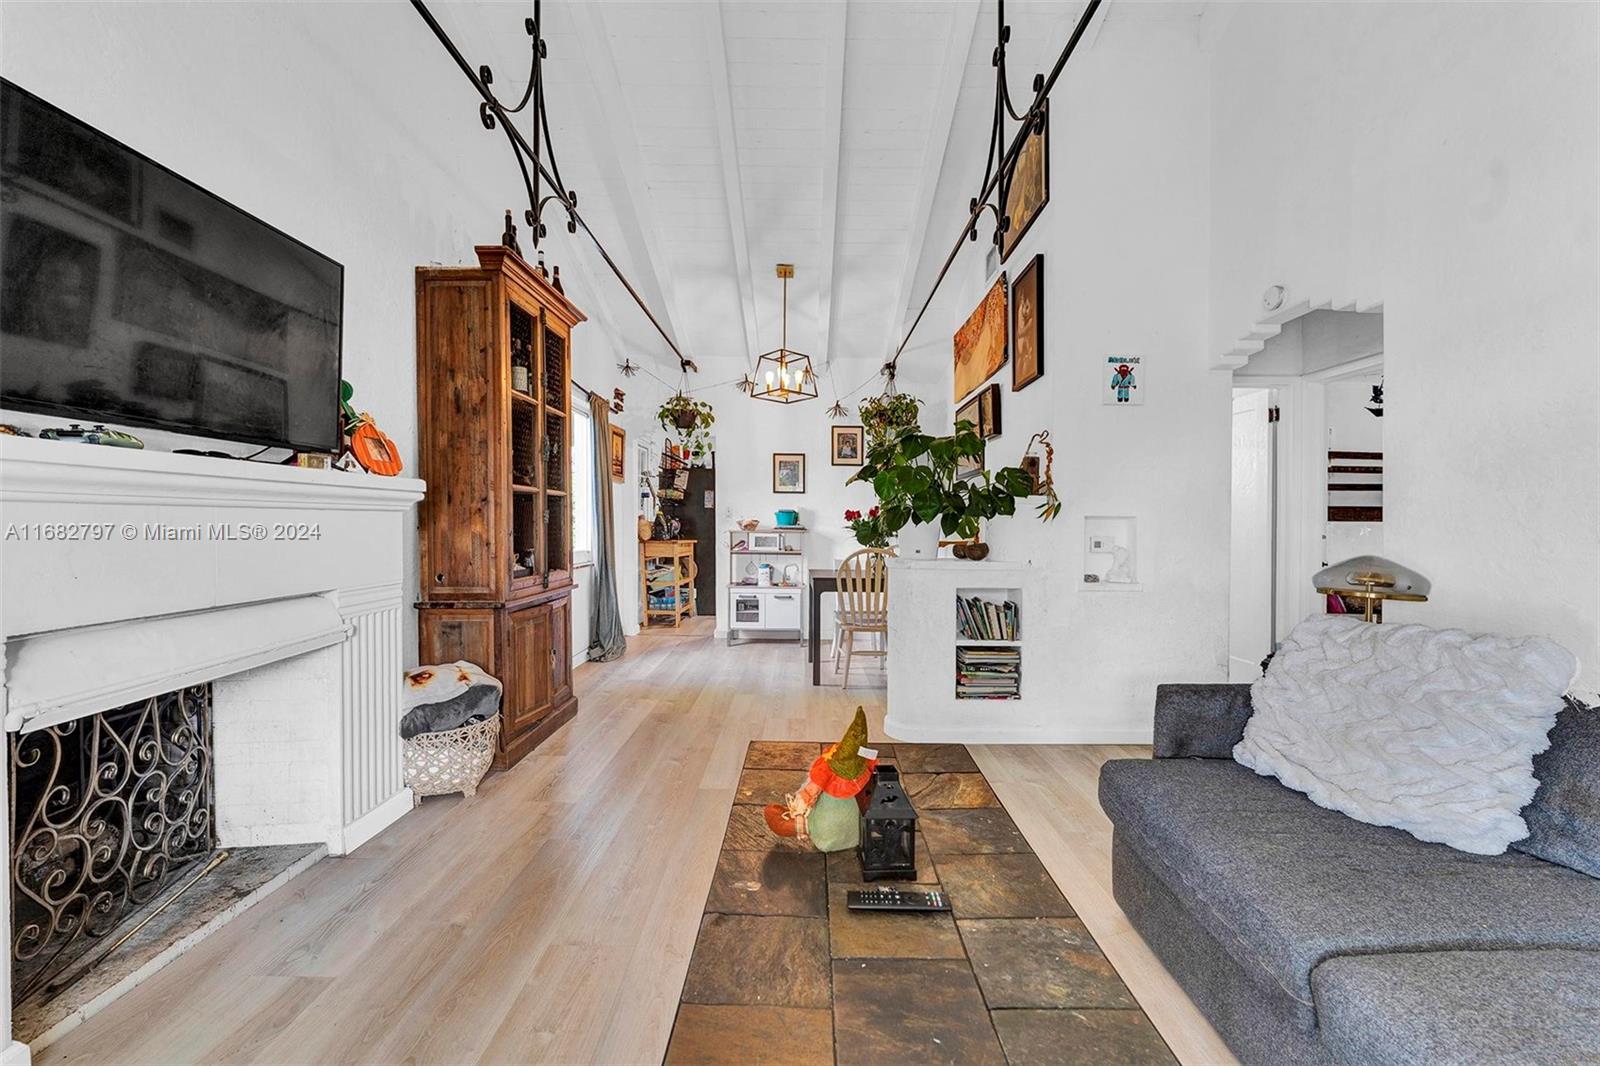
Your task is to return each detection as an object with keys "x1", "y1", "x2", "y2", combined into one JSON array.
[{"x1": 411, "y1": 0, "x2": 695, "y2": 372}]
